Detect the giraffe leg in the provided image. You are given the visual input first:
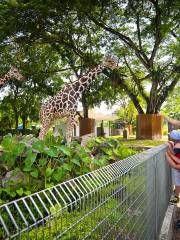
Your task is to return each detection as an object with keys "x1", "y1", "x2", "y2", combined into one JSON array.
[
  {"x1": 66, "y1": 117, "x2": 75, "y2": 144},
  {"x1": 38, "y1": 121, "x2": 52, "y2": 140}
]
